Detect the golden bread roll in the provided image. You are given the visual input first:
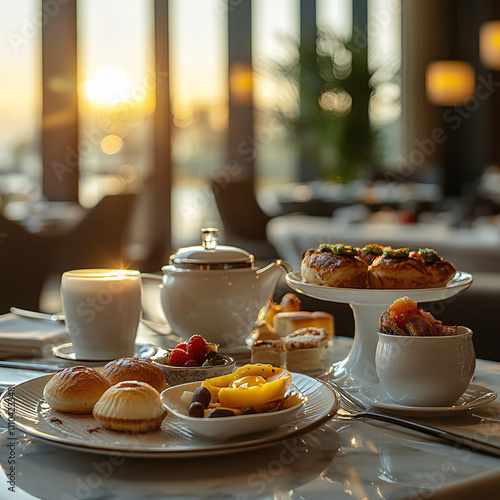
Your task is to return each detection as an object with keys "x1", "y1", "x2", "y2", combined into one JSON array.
[
  {"x1": 301, "y1": 245, "x2": 368, "y2": 288},
  {"x1": 43, "y1": 366, "x2": 111, "y2": 414},
  {"x1": 93, "y1": 380, "x2": 167, "y2": 432},
  {"x1": 101, "y1": 357, "x2": 167, "y2": 392},
  {"x1": 273, "y1": 311, "x2": 334, "y2": 340}
]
